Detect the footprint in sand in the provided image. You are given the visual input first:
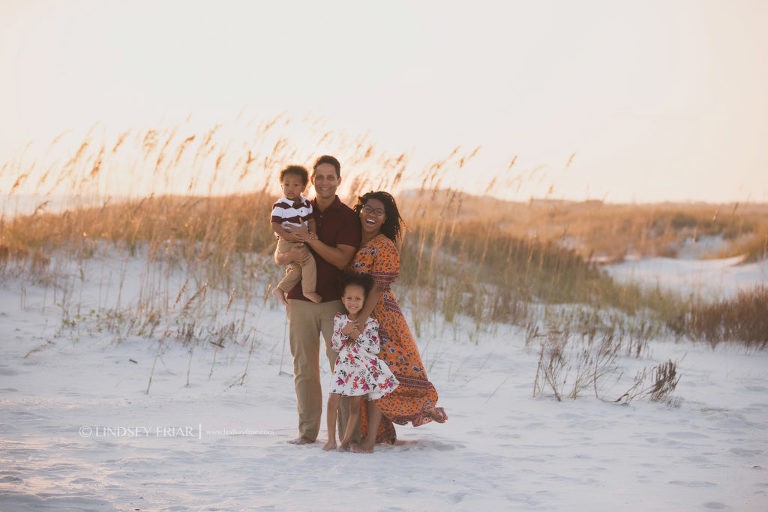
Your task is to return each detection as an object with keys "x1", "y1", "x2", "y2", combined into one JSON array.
[
  {"x1": 667, "y1": 431, "x2": 708, "y2": 439},
  {"x1": 450, "y1": 492, "x2": 467, "y2": 503},
  {"x1": 668, "y1": 480, "x2": 717, "y2": 488},
  {"x1": 729, "y1": 447, "x2": 763, "y2": 457}
]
